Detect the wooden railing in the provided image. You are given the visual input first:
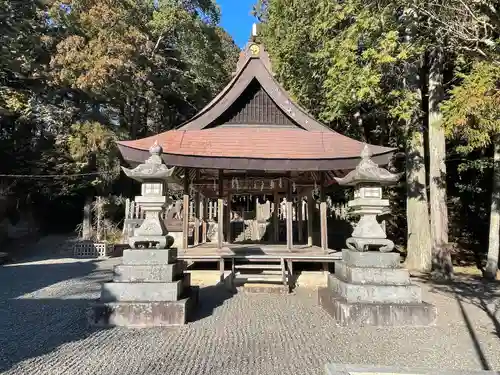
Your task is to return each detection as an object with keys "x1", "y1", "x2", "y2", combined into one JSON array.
[{"x1": 124, "y1": 198, "x2": 348, "y2": 222}]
